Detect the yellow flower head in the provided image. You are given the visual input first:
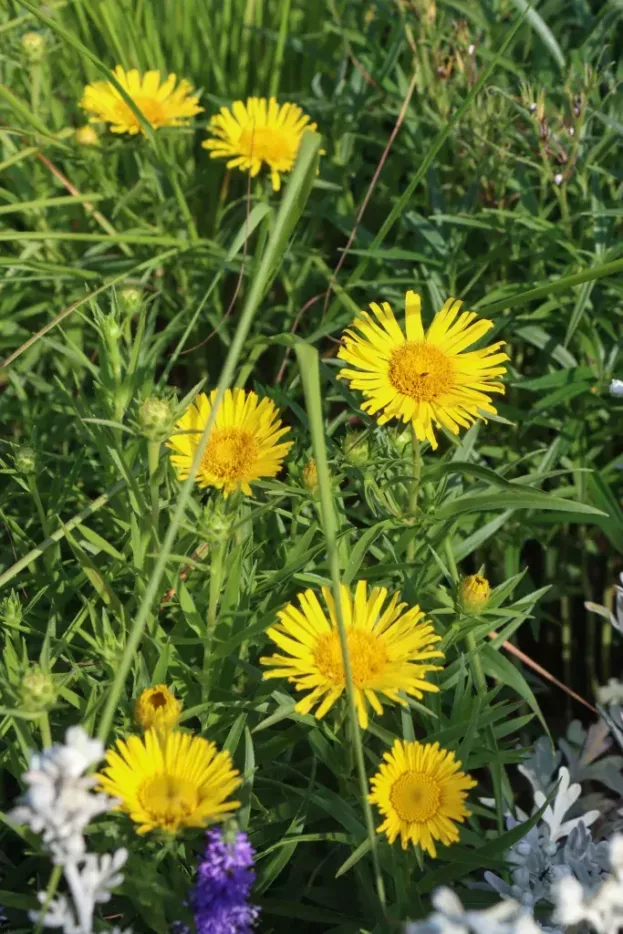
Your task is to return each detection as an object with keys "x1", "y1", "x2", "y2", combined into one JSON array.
[
  {"x1": 167, "y1": 389, "x2": 293, "y2": 497},
  {"x1": 458, "y1": 574, "x2": 490, "y2": 614},
  {"x1": 338, "y1": 290, "x2": 508, "y2": 450},
  {"x1": 261, "y1": 580, "x2": 444, "y2": 729},
  {"x1": 80, "y1": 65, "x2": 203, "y2": 135},
  {"x1": 203, "y1": 96, "x2": 318, "y2": 191},
  {"x1": 369, "y1": 738, "x2": 476, "y2": 856},
  {"x1": 134, "y1": 684, "x2": 181, "y2": 732},
  {"x1": 97, "y1": 729, "x2": 241, "y2": 834},
  {"x1": 74, "y1": 125, "x2": 100, "y2": 147}
]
